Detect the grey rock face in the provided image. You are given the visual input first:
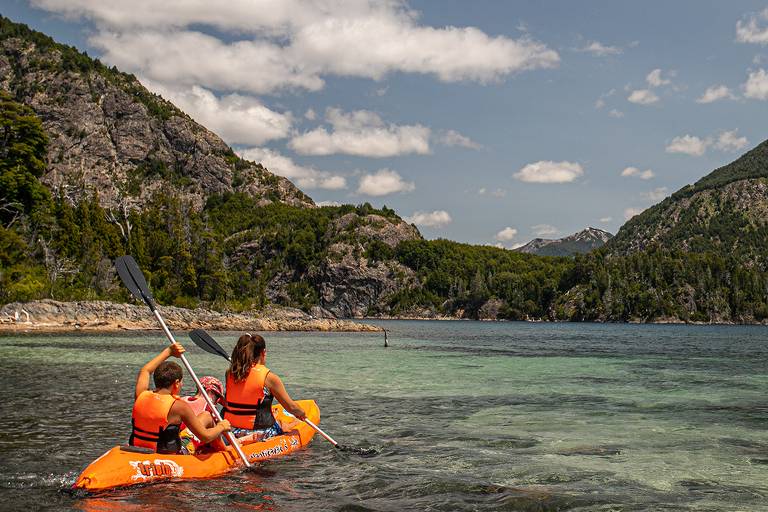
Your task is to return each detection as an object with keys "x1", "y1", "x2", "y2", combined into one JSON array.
[
  {"x1": 0, "y1": 36, "x2": 312, "y2": 211},
  {"x1": 314, "y1": 243, "x2": 418, "y2": 317}
]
